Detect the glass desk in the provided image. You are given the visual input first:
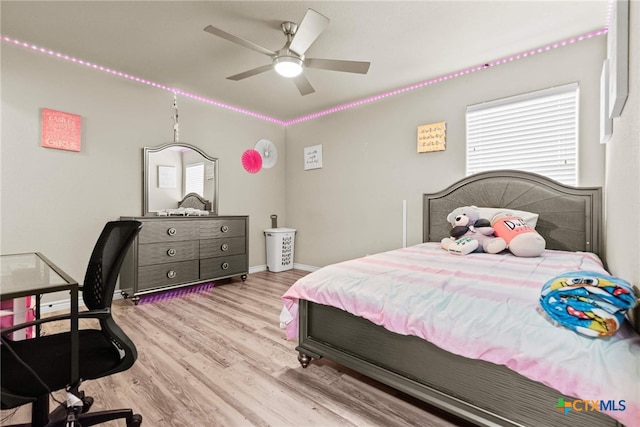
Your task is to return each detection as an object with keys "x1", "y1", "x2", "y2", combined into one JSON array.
[{"x1": 0, "y1": 252, "x2": 80, "y2": 386}]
